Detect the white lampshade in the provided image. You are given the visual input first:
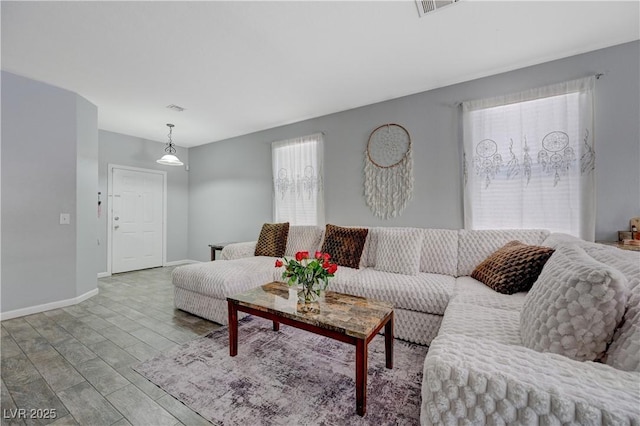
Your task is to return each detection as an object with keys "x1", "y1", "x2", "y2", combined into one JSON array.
[
  {"x1": 157, "y1": 123, "x2": 184, "y2": 166},
  {"x1": 156, "y1": 154, "x2": 184, "y2": 166}
]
